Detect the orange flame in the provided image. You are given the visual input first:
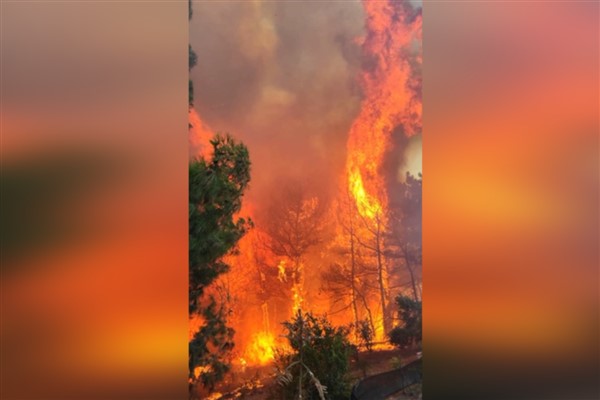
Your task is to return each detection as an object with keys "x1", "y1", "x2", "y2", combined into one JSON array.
[
  {"x1": 245, "y1": 331, "x2": 276, "y2": 365},
  {"x1": 189, "y1": 107, "x2": 214, "y2": 159},
  {"x1": 346, "y1": 0, "x2": 421, "y2": 219},
  {"x1": 349, "y1": 169, "x2": 382, "y2": 220},
  {"x1": 291, "y1": 283, "x2": 304, "y2": 315}
]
